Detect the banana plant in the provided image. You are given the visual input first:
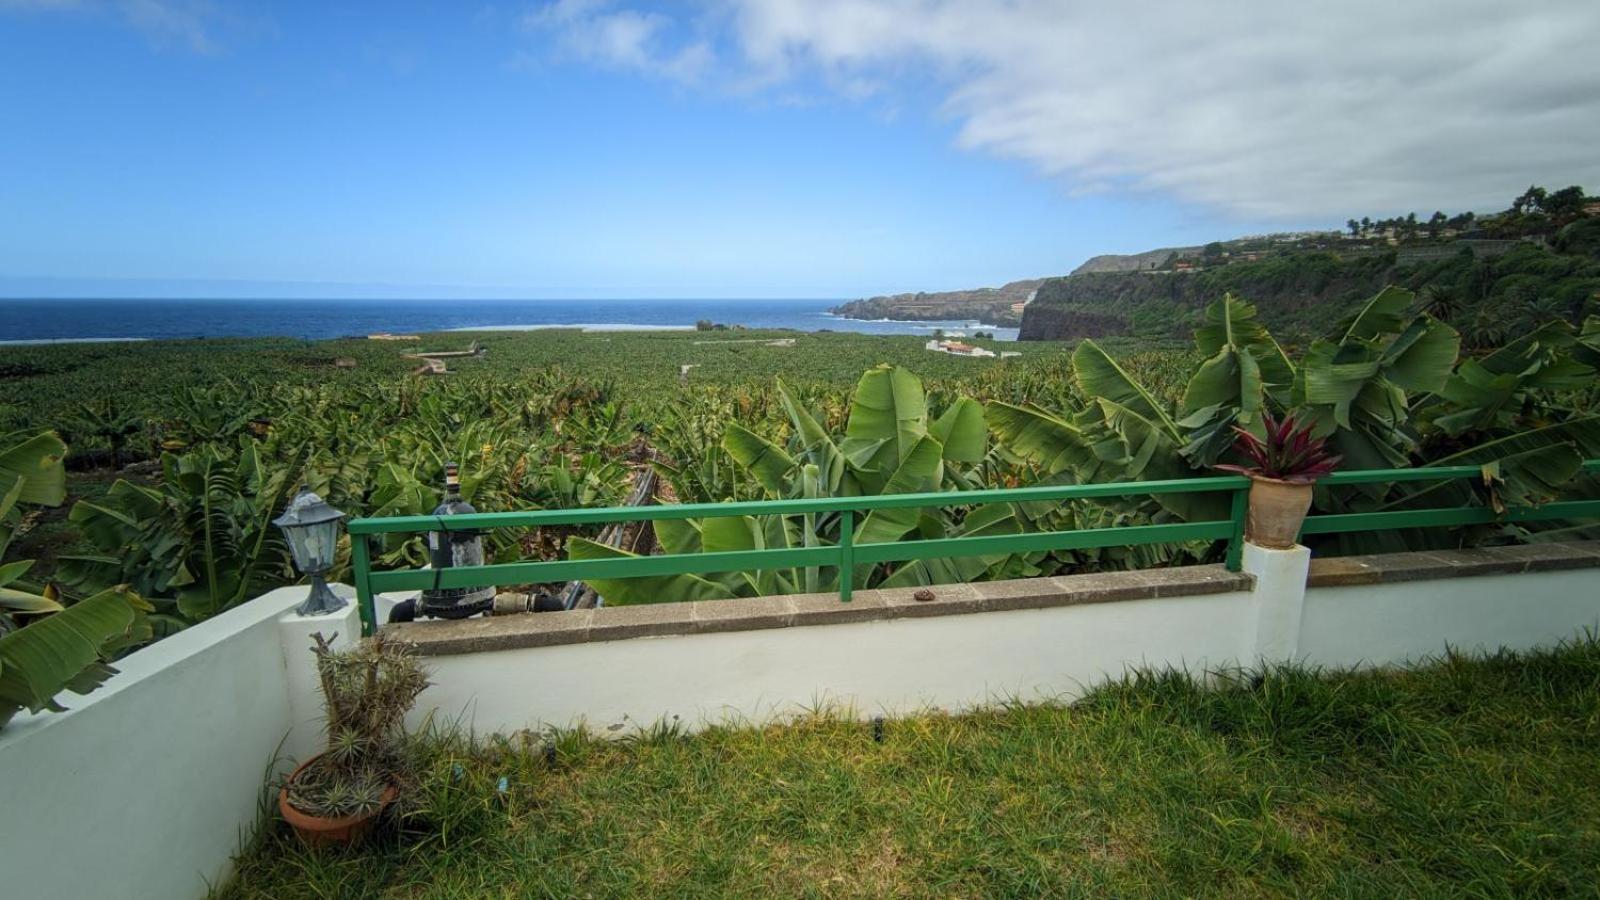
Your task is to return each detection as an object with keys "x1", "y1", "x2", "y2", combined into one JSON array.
[
  {"x1": 569, "y1": 365, "x2": 1028, "y2": 604},
  {"x1": 0, "y1": 585, "x2": 152, "y2": 728},
  {"x1": 988, "y1": 288, "x2": 1600, "y2": 559},
  {"x1": 0, "y1": 431, "x2": 151, "y2": 730},
  {"x1": 59, "y1": 438, "x2": 297, "y2": 628},
  {"x1": 1, "y1": 431, "x2": 73, "y2": 628},
  {"x1": 1295, "y1": 285, "x2": 1461, "y2": 472}
]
